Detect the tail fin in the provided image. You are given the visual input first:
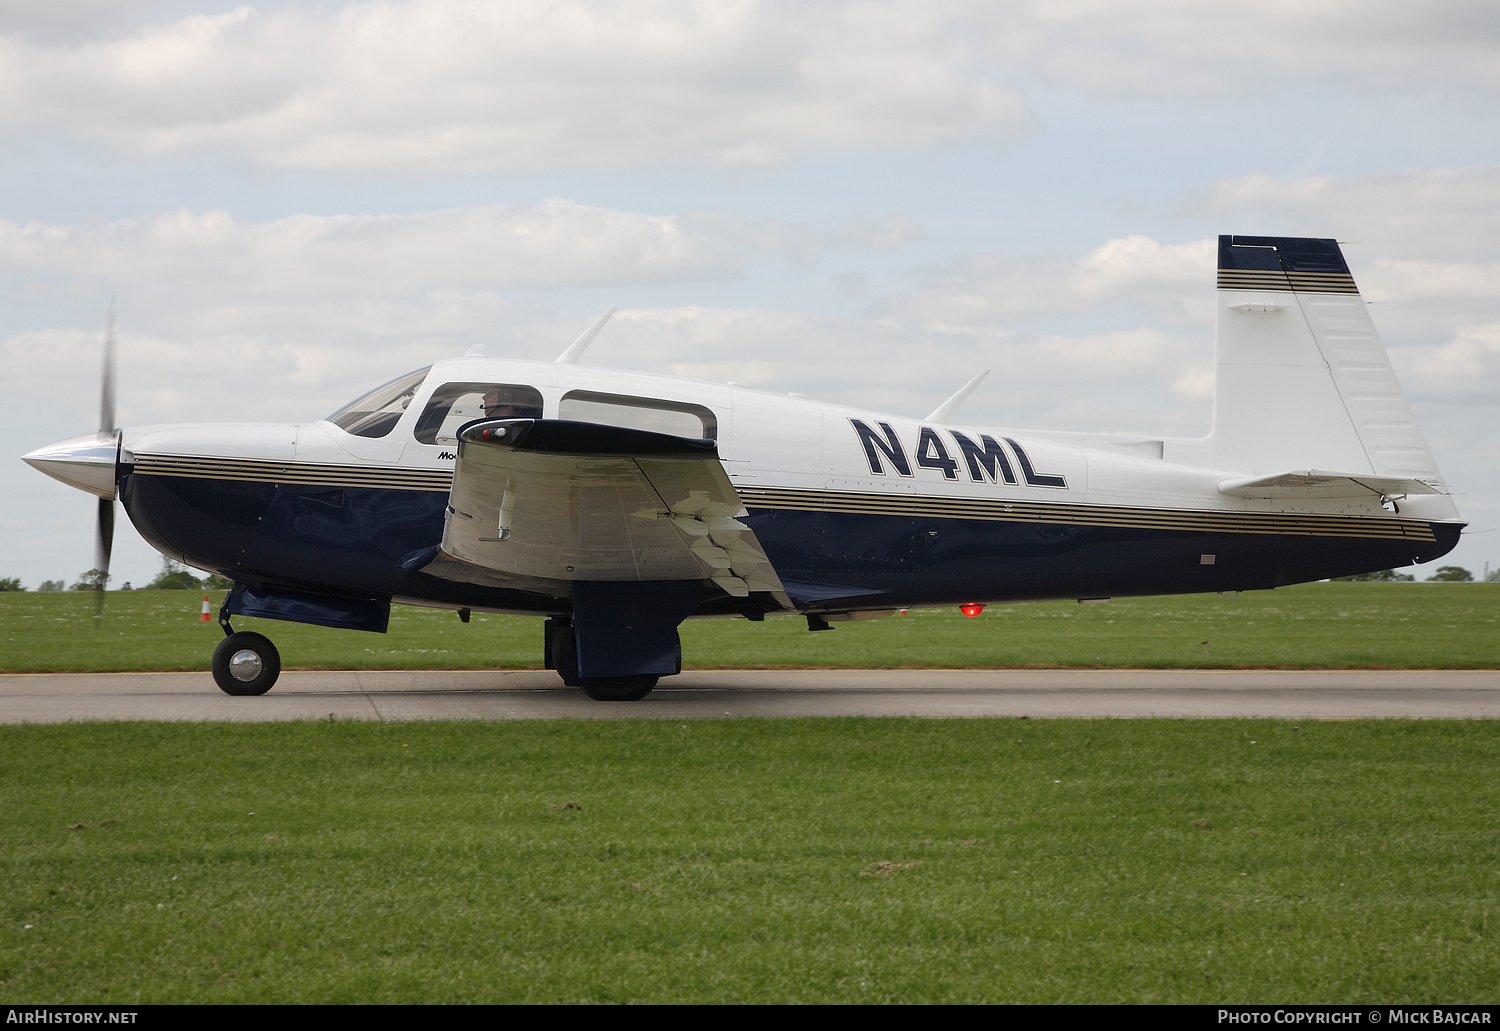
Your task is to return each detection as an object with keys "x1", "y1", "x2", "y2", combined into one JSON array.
[{"x1": 1209, "y1": 235, "x2": 1445, "y2": 488}]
